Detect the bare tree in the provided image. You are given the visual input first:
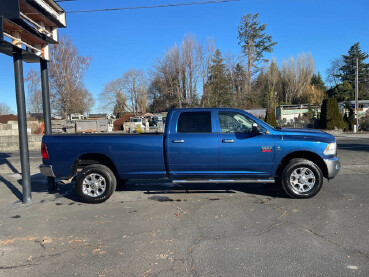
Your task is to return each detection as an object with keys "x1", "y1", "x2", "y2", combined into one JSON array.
[
  {"x1": 282, "y1": 57, "x2": 297, "y2": 103},
  {"x1": 99, "y1": 77, "x2": 127, "y2": 115},
  {"x1": 199, "y1": 37, "x2": 216, "y2": 107},
  {"x1": 25, "y1": 69, "x2": 43, "y2": 114},
  {"x1": 149, "y1": 34, "x2": 204, "y2": 110},
  {"x1": 122, "y1": 69, "x2": 147, "y2": 115},
  {"x1": 49, "y1": 36, "x2": 93, "y2": 118},
  {"x1": 0, "y1": 102, "x2": 12, "y2": 115},
  {"x1": 296, "y1": 53, "x2": 315, "y2": 99},
  {"x1": 181, "y1": 34, "x2": 201, "y2": 107},
  {"x1": 282, "y1": 53, "x2": 314, "y2": 103},
  {"x1": 326, "y1": 57, "x2": 343, "y2": 87}
]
